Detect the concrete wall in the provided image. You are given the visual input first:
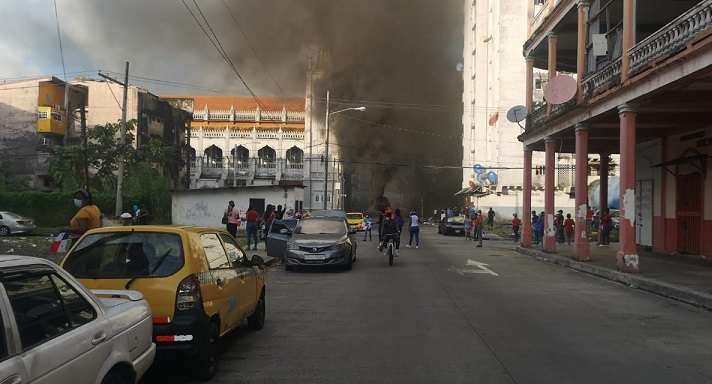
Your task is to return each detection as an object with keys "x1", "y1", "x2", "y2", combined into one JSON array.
[{"x1": 172, "y1": 186, "x2": 304, "y2": 227}]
